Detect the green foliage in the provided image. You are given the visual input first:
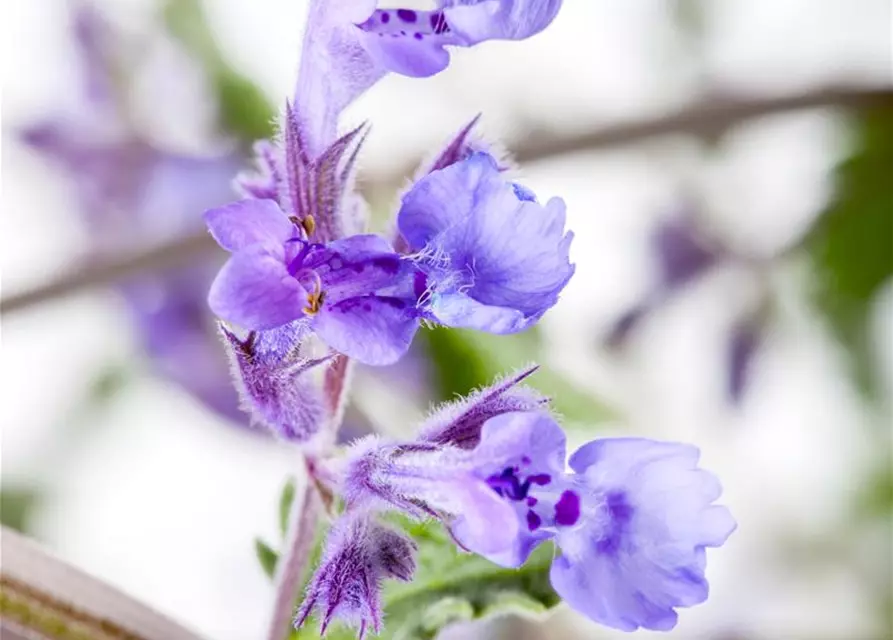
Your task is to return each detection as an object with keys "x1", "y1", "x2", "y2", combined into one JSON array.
[
  {"x1": 0, "y1": 487, "x2": 42, "y2": 534},
  {"x1": 280, "y1": 476, "x2": 297, "y2": 537},
  {"x1": 805, "y1": 109, "x2": 893, "y2": 398},
  {"x1": 163, "y1": 0, "x2": 276, "y2": 141},
  {"x1": 255, "y1": 538, "x2": 279, "y2": 580},
  {"x1": 292, "y1": 517, "x2": 558, "y2": 640},
  {"x1": 421, "y1": 325, "x2": 615, "y2": 426}
]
